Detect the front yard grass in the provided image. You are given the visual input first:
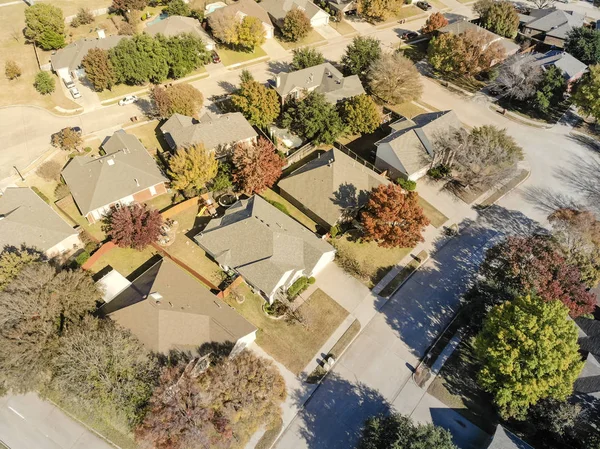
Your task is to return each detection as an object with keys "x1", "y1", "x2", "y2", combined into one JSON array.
[
  {"x1": 260, "y1": 189, "x2": 318, "y2": 232},
  {"x1": 428, "y1": 0, "x2": 448, "y2": 9},
  {"x1": 277, "y1": 29, "x2": 326, "y2": 50},
  {"x1": 88, "y1": 245, "x2": 158, "y2": 277},
  {"x1": 225, "y1": 284, "x2": 349, "y2": 374},
  {"x1": 418, "y1": 196, "x2": 448, "y2": 228},
  {"x1": 217, "y1": 45, "x2": 267, "y2": 67},
  {"x1": 329, "y1": 19, "x2": 357, "y2": 35},
  {"x1": 381, "y1": 5, "x2": 423, "y2": 24},
  {"x1": 97, "y1": 83, "x2": 148, "y2": 102},
  {"x1": 386, "y1": 101, "x2": 429, "y2": 119},
  {"x1": 126, "y1": 120, "x2": 170, "y2": 153},
  {"x1": 332, "y1": 233, "x2": 411, "y2": 288}
]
